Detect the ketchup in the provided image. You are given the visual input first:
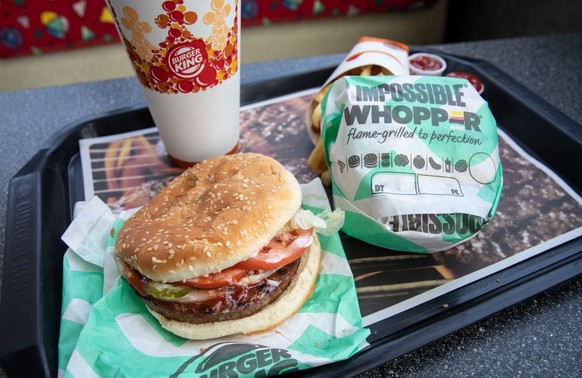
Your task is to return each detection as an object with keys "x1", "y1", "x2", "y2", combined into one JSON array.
[
  {"x1": 446, "y1": 71, "x2": 484, "y2": 94},
  {"x1": 410, "y1": 54, "x2": 443, "y2": 71}
]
